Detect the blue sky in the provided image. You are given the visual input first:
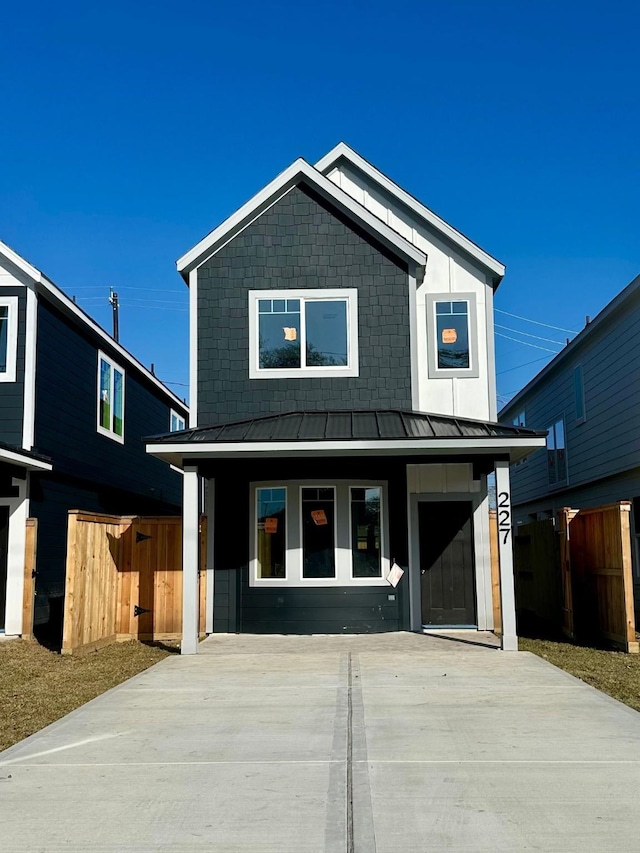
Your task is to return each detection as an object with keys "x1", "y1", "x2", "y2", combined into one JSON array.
[{"x1": 1, "y1": 0, "x2": 638, "y2": 410}]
